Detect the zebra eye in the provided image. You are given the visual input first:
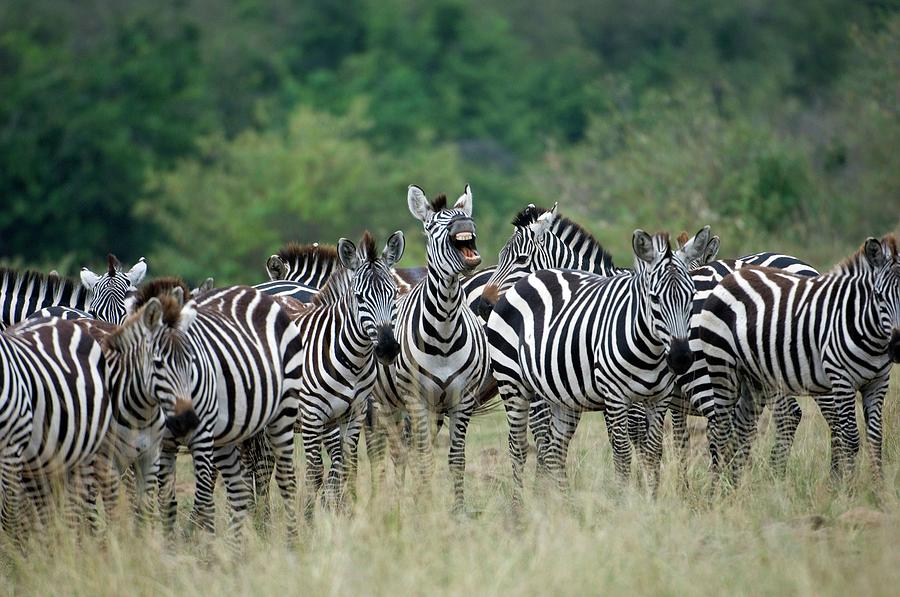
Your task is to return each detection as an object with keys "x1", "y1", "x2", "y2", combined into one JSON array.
[
  {"x1": 153, "y1": 358, "x2": 164, "y2": 369},
  {"x1": 515, "y1": 255, "x2": 529, "y2": 264}
]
